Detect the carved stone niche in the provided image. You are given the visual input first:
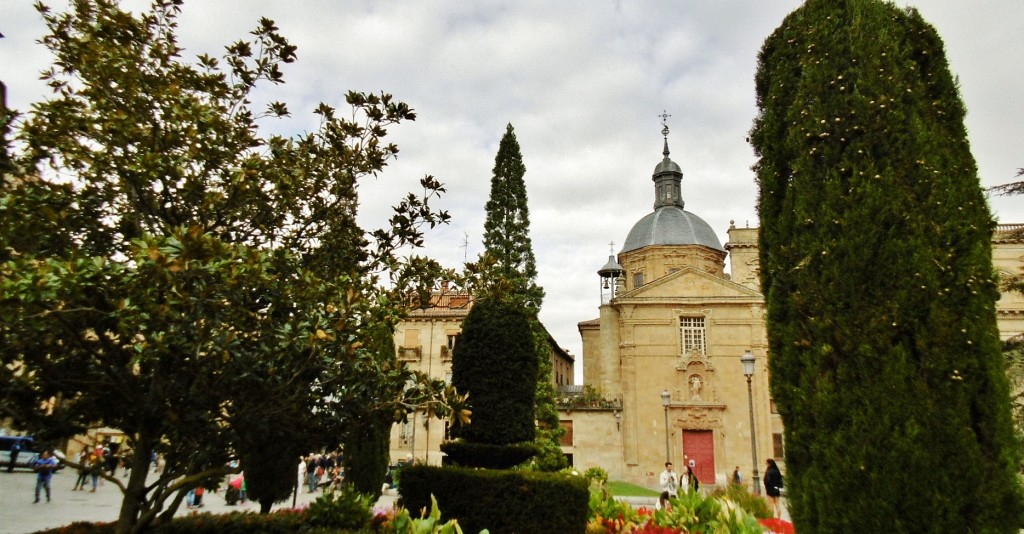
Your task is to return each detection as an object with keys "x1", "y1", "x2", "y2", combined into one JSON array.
[
  {"x1": 672, "y1": 404, "x2": 726, "y2": 430},
  {"x1": 676, "y1": 349, "x2": 721, "y2": 404}
]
